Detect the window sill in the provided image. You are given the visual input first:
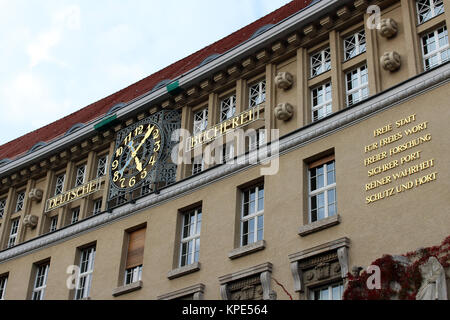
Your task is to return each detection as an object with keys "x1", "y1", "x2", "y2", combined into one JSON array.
[
  {"x1": 112, "y1": 281, "x2": 143, "y2": 297},
  {"x1": 298, "y1": 214, "x2": 340, "y2": 237},
  {"x1": 228, "y1": 240, "x2": 266, "y2": 260},
  {"x1": 167, "y1": 262, "x2": 201, "y2": 280}
]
